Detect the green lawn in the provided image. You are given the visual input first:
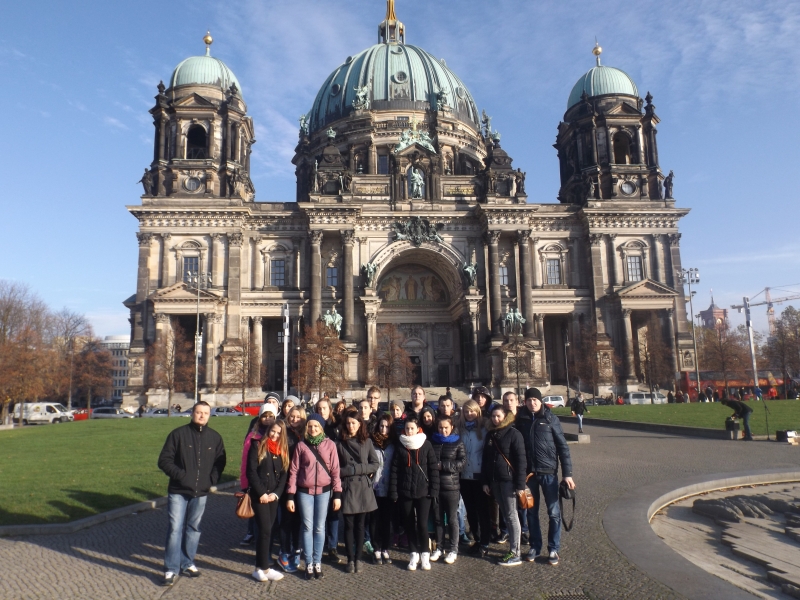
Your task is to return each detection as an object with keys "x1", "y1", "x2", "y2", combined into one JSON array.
[
  {"x1": 552, "y1": 400, "x2": 800, "y2": 435},
  {"x1": 0, "y1": 417, "x2": 250, "y2": 527}
]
